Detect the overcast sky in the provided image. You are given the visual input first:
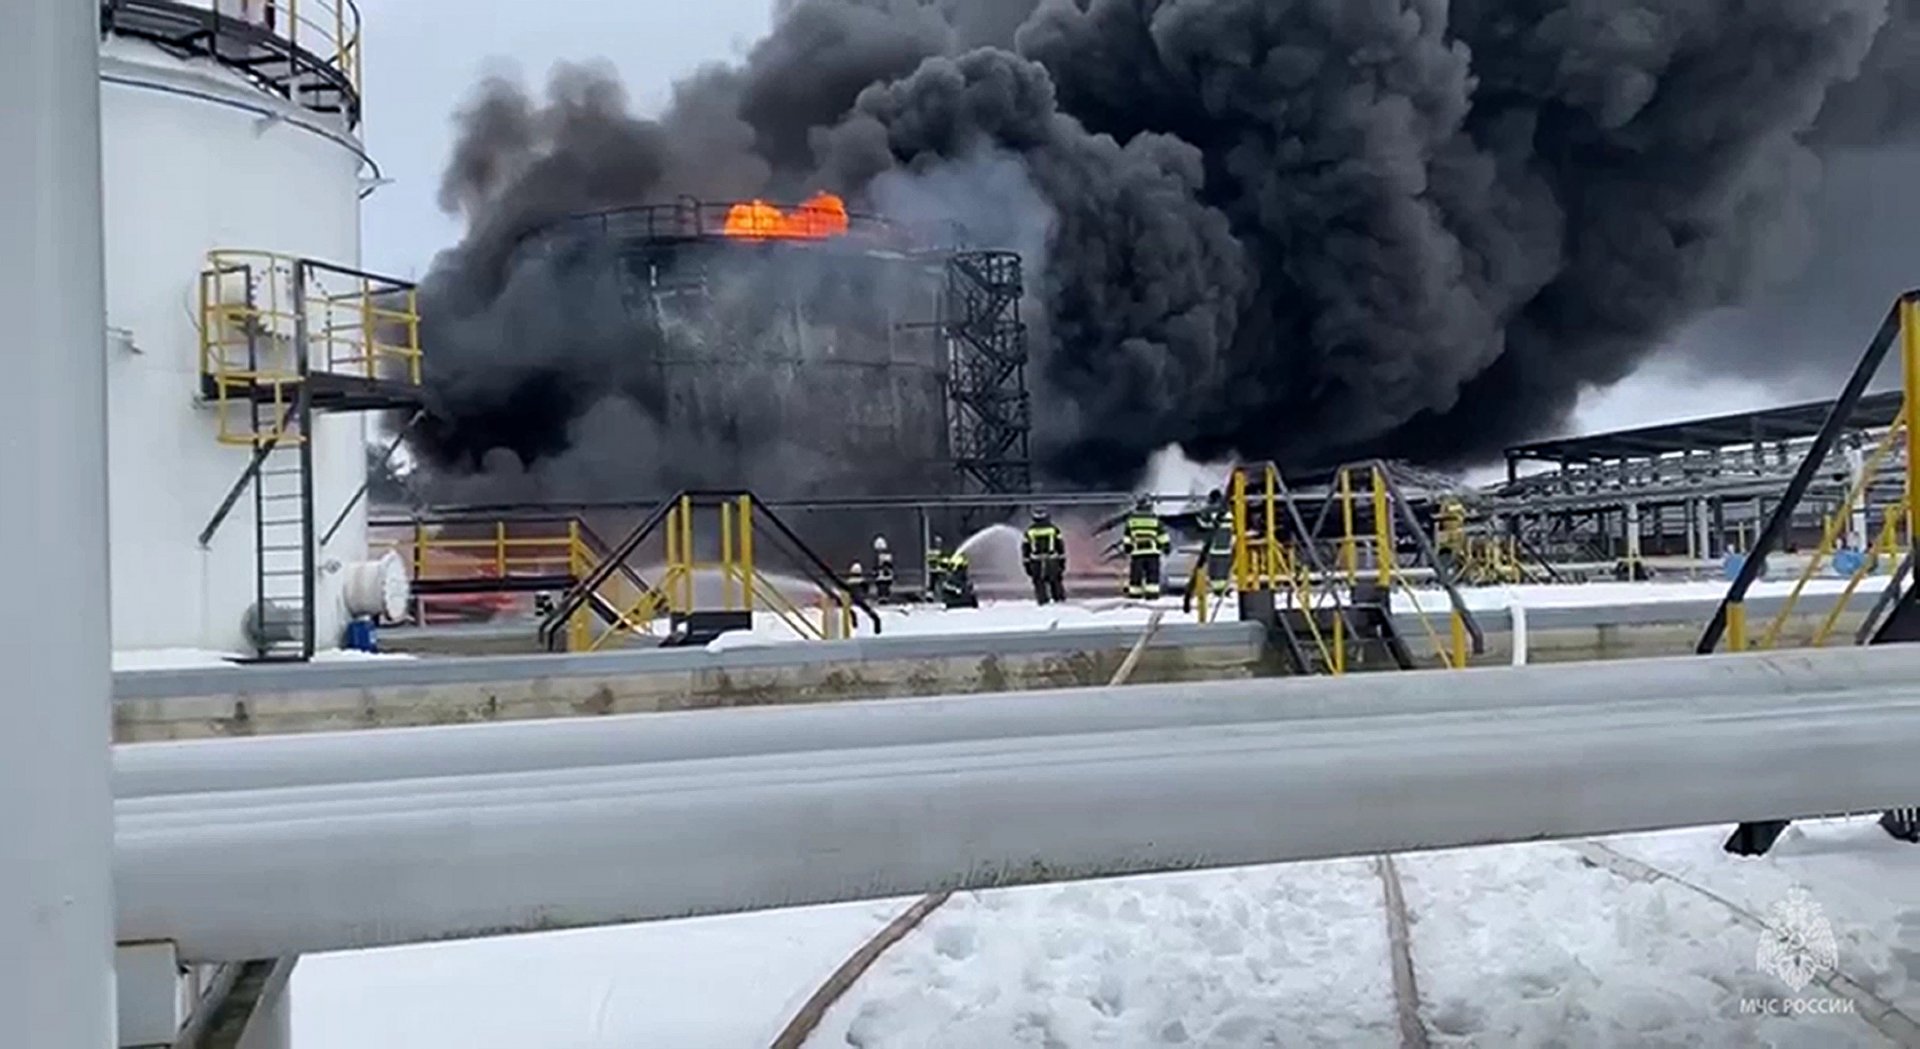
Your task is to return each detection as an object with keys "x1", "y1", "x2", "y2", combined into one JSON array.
[{"x1": 356, "y1": 0, "x2": 773, "y2": 280}]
